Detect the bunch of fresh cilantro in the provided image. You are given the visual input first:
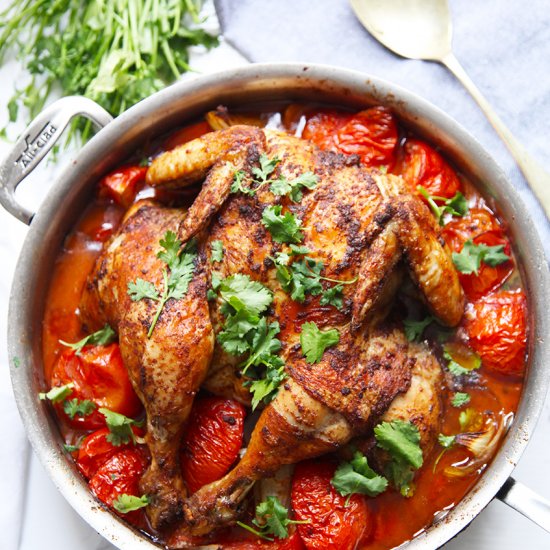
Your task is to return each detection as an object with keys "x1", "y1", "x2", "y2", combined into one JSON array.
[{"x1": 0, "y1": 0, "x2": 218, "y2": 141}]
